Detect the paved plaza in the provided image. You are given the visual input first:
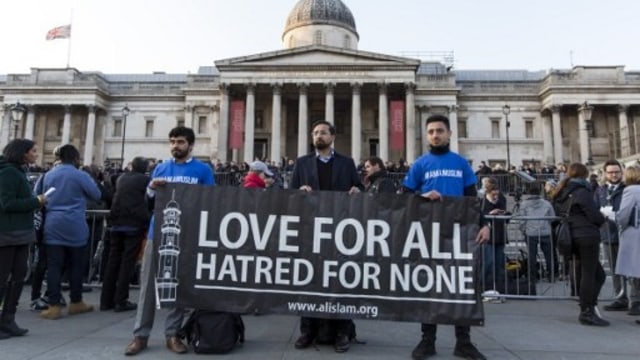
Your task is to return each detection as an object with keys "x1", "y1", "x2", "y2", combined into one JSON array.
[{"x1": 3, "y1": 284, "x2": 639, "y2": 360}]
